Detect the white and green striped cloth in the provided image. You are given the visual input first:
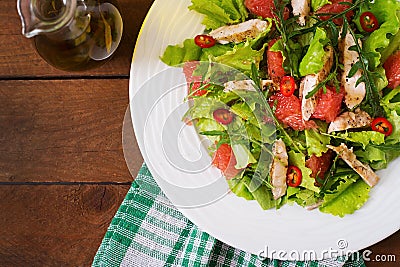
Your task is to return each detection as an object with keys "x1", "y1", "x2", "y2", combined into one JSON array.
[{"x1": 92, "y1": 164, "x2": 365, "y2": 267}]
